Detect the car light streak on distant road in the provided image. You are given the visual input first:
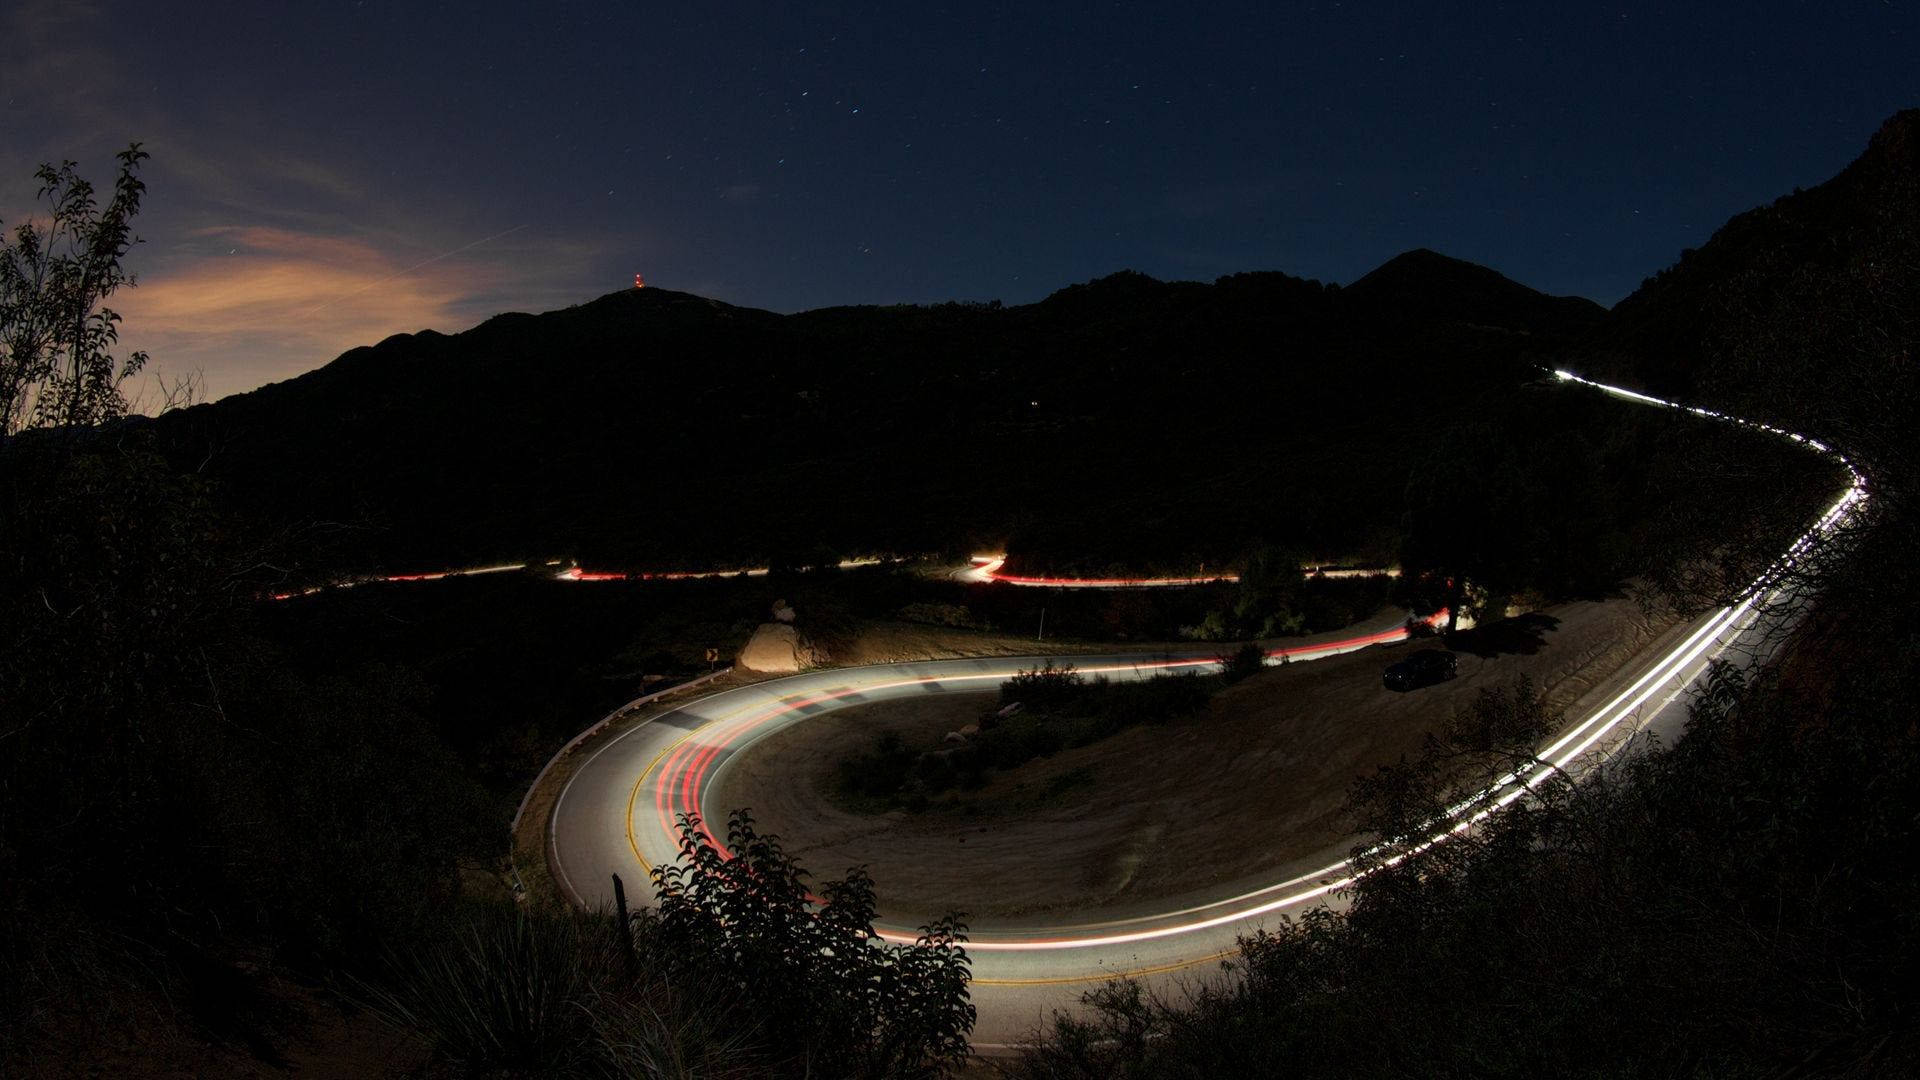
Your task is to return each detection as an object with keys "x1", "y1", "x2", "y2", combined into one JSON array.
[
  {"x1": 274, "y1": 552, "x2": 1389, "y2": 601},
  {"x1": 538, "y1": 368, "x2": 1866, "y2": 1045},
  {"x1": 958, "y1": 555, "x2": 1239, "y2": 587},
  {"x1": 956, "y1": 555, "x2": 1400, "y2": 588},
  {"x1": 555, "y1": 557, "x2": 893, "y2": 583},
  {"x1": 269, "y1": 558, "x2": 900, "y2": 599},
  {"x1": 267, "y1": 561, "x2": 528, "y2": 600}
]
